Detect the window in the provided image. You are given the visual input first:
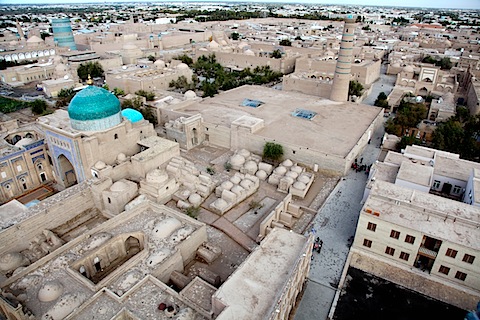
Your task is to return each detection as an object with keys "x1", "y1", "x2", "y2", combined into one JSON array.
[
  {"x1": 363, "y1": 239, "x2": 372, "y2": 248},
  {"x1": 367, "y1": 222, "x2": 376, "y2": 232},
  {"x1": 433, "y1": 180, "x2": 441, "y2": 189},
  {"x1": 438, "y1": 265, "x2": 450, "y2": 275},
  {"x1": 399, "y1": 252, "x2": 410, "y2": 261},
  {"x1": 390, "y1": 230, "x2": 400, "y2": 239},
  {"x1": 446, "y1": 248, "x2": 458, "y2": 258},
  {"x1": 453, "y1": 185, "x2": 461, "y2": 194},
  {"x1": 462, "y1": 254, "x2": 475, "y2": 264},
  {"x1": 455, "y1": 271, "x2": 467, "y2": 281},
  {"x1": 405, "y1": 235, "x2": 415, "y2": 244},
  {"x1": 385, "y1": 246, "x2": 395, "y2": 256},
  {"x1": 114, "y1": 133, "x2": 118, "y2": 140}
]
